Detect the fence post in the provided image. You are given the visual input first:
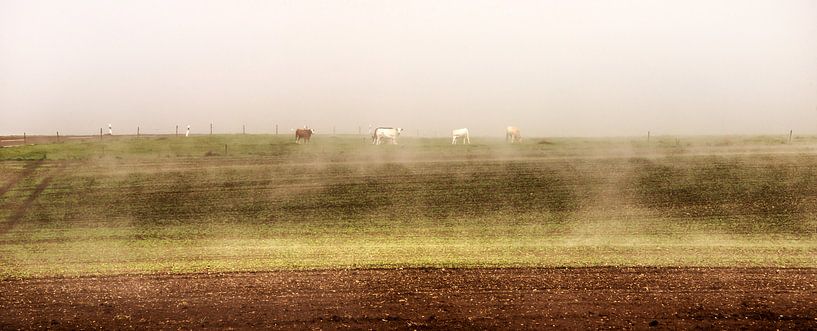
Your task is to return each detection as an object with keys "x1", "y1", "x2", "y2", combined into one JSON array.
[
  {"x1": 23, "y1": 132, "x2": 26, "y2": 144},
  {"x1": 275, "y1": 124, "x2": 278, "y2": 135},
  {"x1": 210, "y1": 123, "x2": 213, "y2": 135},
  {"x1": 56, "y1": 131, "x2": 59, "y2": 143},
  {"x1": 100, "y1": 128, "x2": 103, "y2": 140},
  {"x1": 137, "y1": 126, "x2": 140, "y2": 138},
  {"x1": 789, "y1": 130, "x2": 793, "y2": 144},
  {"x1": 647, "y1": 131, "x2": 650, "y2": 144},
  {"x1": 176, "y1": 125, "x2": 179, "y2": 137}
]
